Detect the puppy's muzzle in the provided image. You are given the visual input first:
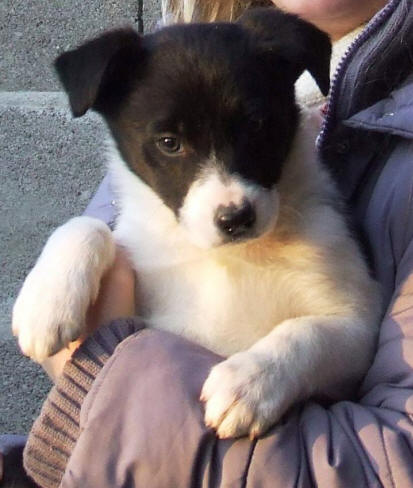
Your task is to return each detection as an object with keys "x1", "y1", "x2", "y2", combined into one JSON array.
[{"x1": 214, "y1": 200, "x2": 256, "y2": 241}]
